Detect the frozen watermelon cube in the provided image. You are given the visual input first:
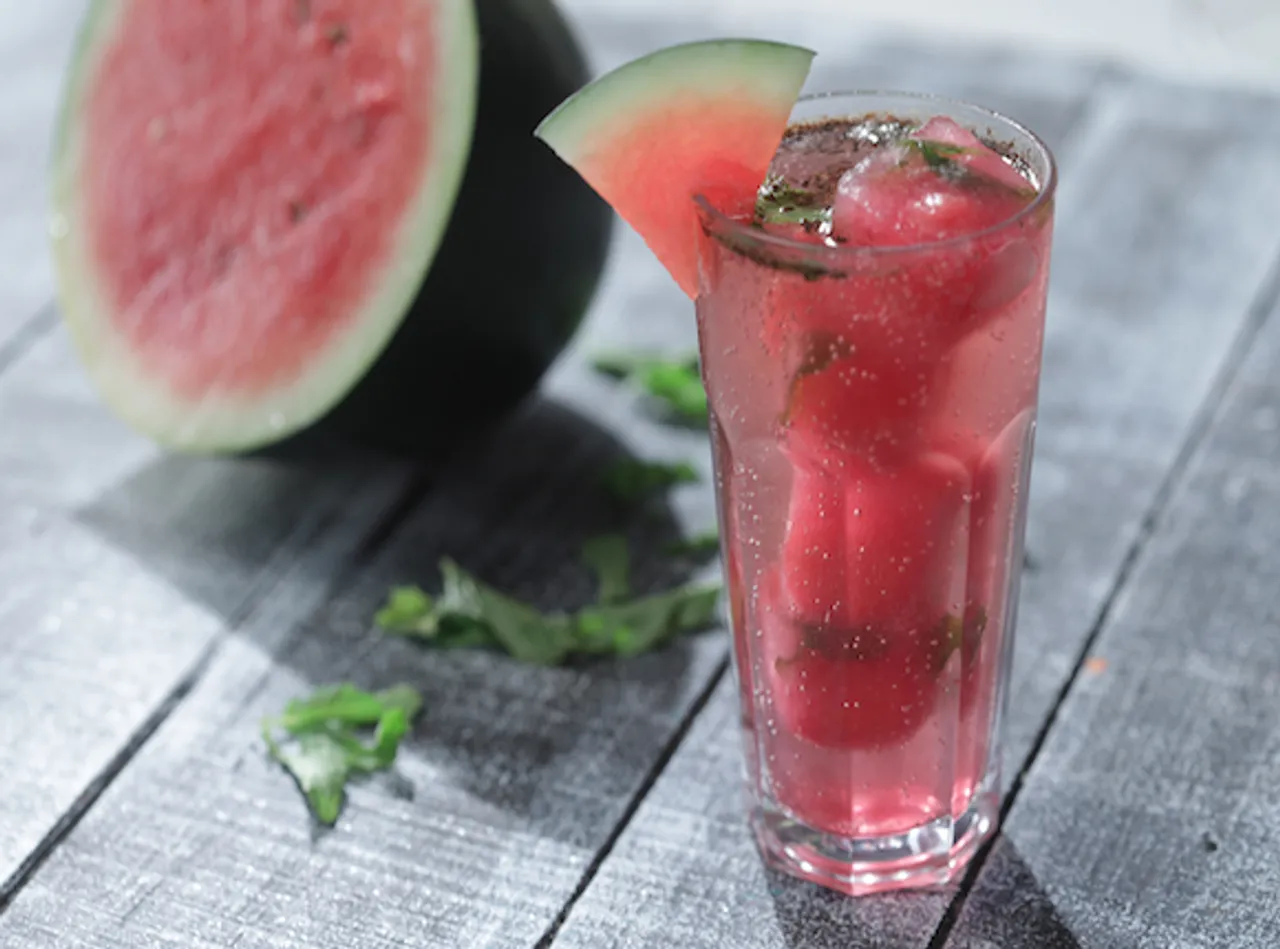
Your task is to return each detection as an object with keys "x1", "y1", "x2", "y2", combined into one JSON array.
[
  {"x1": 831, "y1": 136, "x2": 1033, "y2": 248},
  {"x1": 759, "y1": 564, "x2": 944, "y2": 750},
  {"x1": 910, "y1": 115, "x2": 1035, "y2": 193},
  {"x1": 777, "y1": 451, "x2": 970, "y2": 632}
]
